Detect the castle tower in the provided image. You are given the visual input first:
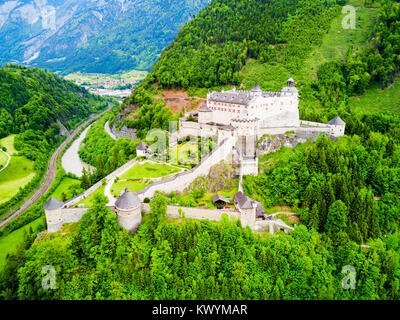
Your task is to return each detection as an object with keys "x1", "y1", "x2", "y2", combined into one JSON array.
[
  {"x1": 44, "y1": 197, "x2": 65, "y2": 233},
  {"x1": 281, "y1": 76, "x2": 298, "y2": 93},
  {"x1": 328, "y1": 115, "x2": 346, "y2": 138},
  {"x1": 198, "y1": 105, "x2": 213, "y2": 124},
  {"x1": 251, "y1": 82, "x2": 262, "y2": 96},
  {"x1": 234, "y1": 191, "x2": 256, "y2": 229},
  {"x1": 115, "y1": 188, "x2": 142, "y2": 233}
]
